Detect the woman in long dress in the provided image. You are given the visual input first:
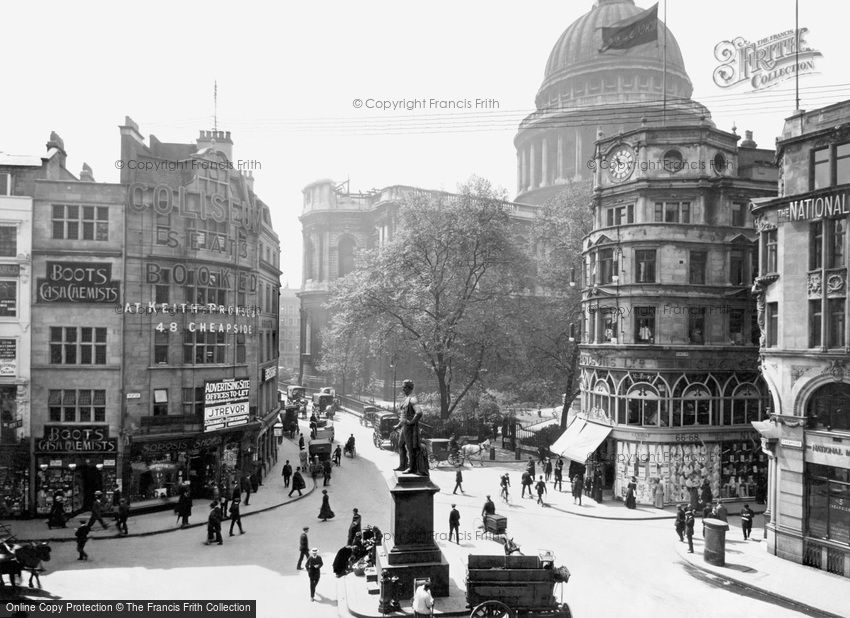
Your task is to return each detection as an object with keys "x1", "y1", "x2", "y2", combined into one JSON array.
[
  {"x1": 318, "y1": 489, "x2": 335, "y2": 521},
  {"x1": 625, "y1": 476, "x2": 637, "y2": 509},
  {"x1": 653, "y1": 481, "x2": 664, "y2": 509}
]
